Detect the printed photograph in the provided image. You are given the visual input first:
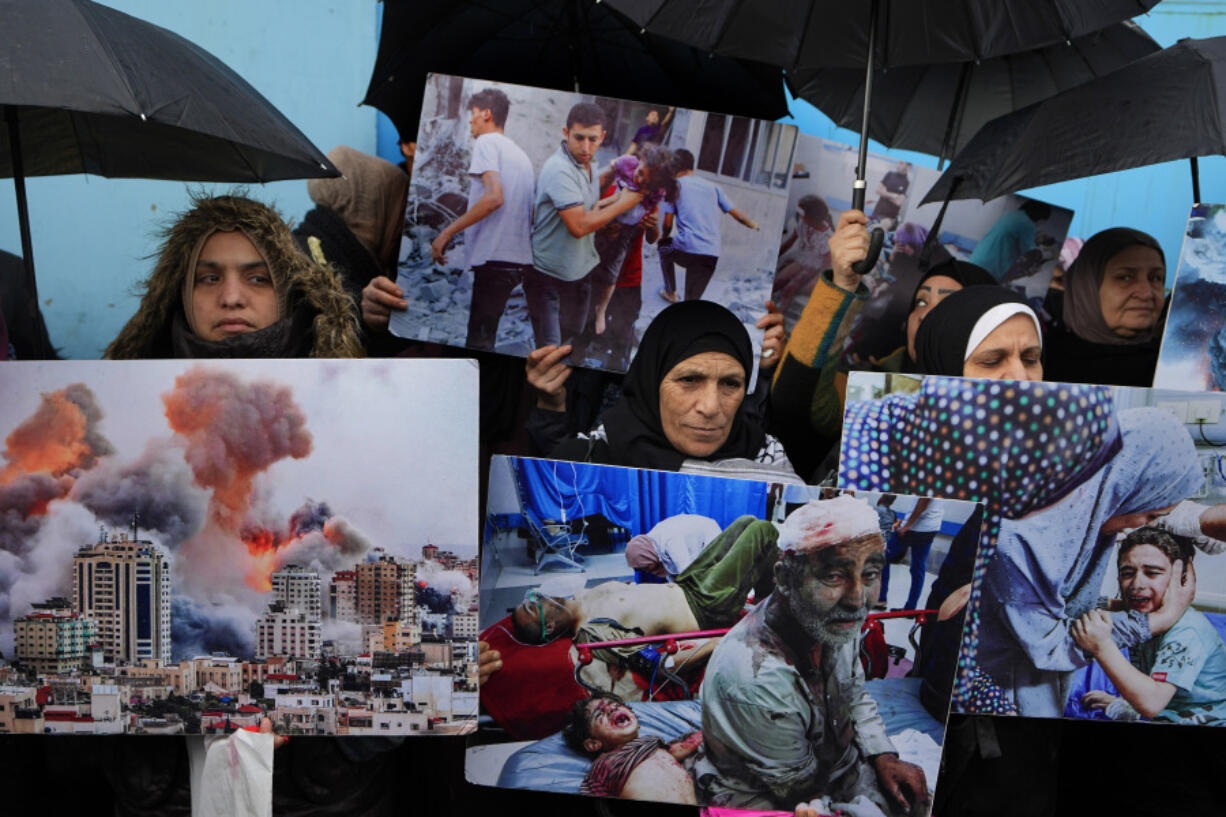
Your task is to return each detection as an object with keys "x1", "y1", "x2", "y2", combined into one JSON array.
[
  {"x1": 1154, "y1": 204, "x2": 1226, "y2": 391},
  {"x1": 839, "y1": 372, "x2": 1226, "y2": 727},
  {"x1": 467, "y1": 455, "x2": 981, "y2": 815},
  {"x1": 0, "y1": 359, "x2": 479, "y2": 736},
  {"x1": 778, "y1": 134, "x2": 1073, "y2": 366},
  {"x1": 390, "y1": 73, "x2": 797, "y2": 374}
]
